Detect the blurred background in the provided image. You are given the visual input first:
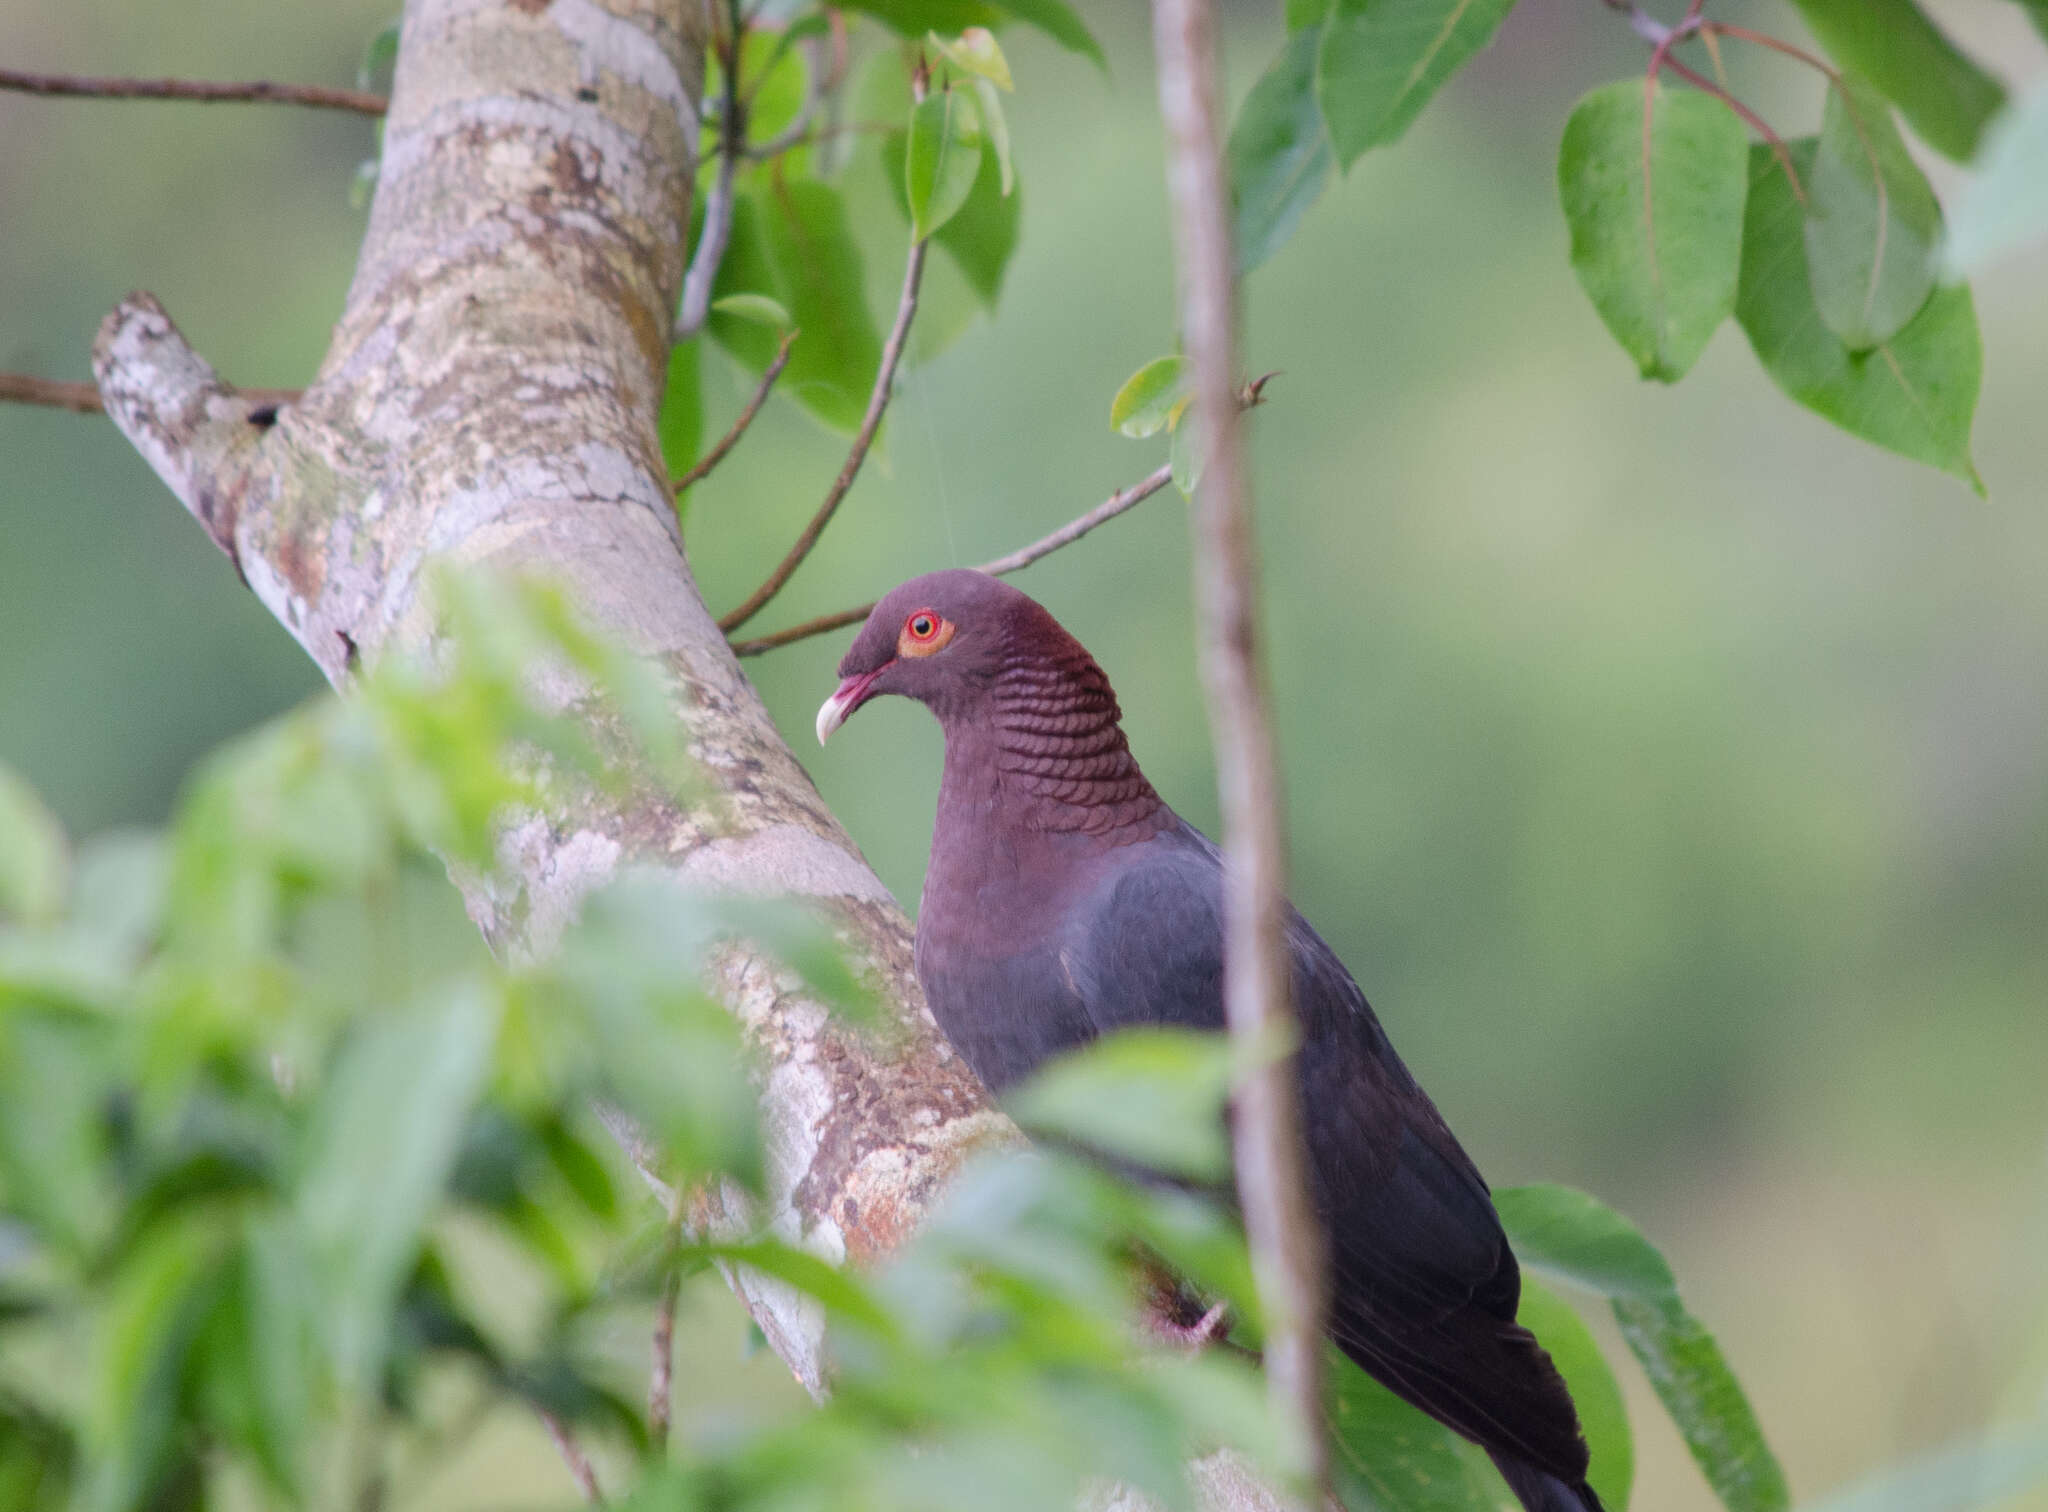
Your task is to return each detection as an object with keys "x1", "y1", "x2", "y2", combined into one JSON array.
[{"x1": 3, "y1": 1, "x2": 2045, "y2": 1508}]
